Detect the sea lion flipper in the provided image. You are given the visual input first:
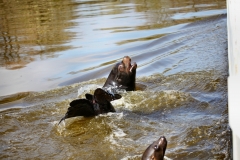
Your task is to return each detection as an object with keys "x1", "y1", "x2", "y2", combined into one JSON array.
[
  {"x1": 58, "y1": 116, "x2": 66, "y2": 125},
  {"x1": 114, "y1": 93, "x2": 122, "y2": 100},
  {"x1": 58, "y1": 99, "x2": 95, "y2": 125},
  {"x1": 85, "y1": 93, "x2": 94, "y2": 102},
  {"x1": 94, "y1": 88, "x2": 122, "y2": 103}
]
